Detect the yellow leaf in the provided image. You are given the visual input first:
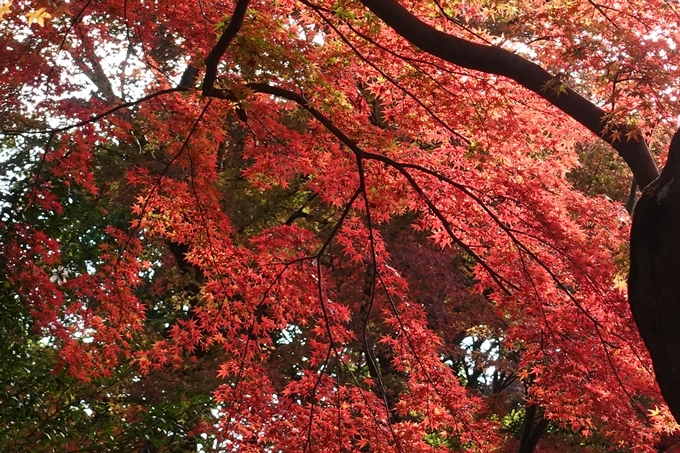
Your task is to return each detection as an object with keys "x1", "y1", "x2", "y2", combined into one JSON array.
[
  {"x1": 625, "y1": 126, "x2": 641, "y2": 142},
  {"x1": 0, "y1": 0, "x2": 12, "y2": 20},
  {"x1": 26, "y1": 7, "x2": 51, "y2": 26},
  {"x1": 554, "y1": 83, "x2": 567, "y2": 95}
]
